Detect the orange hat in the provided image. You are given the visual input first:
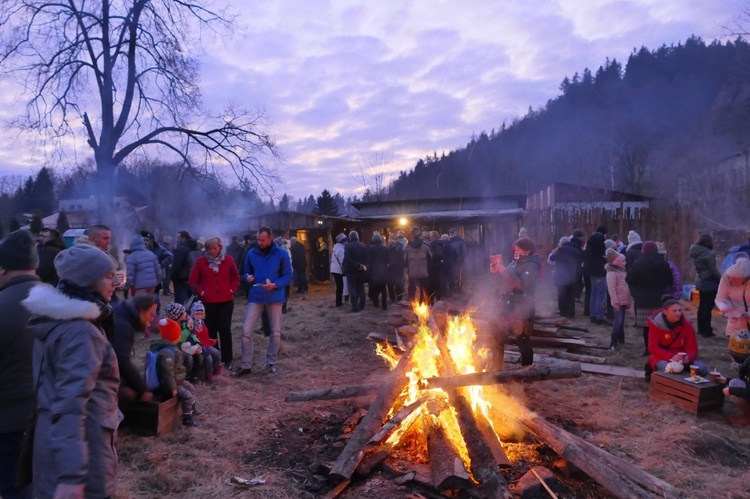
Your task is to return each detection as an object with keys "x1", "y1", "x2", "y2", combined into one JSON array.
[{"x1": 159, "y1": 318, "x2": 181, "y2": 343}]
